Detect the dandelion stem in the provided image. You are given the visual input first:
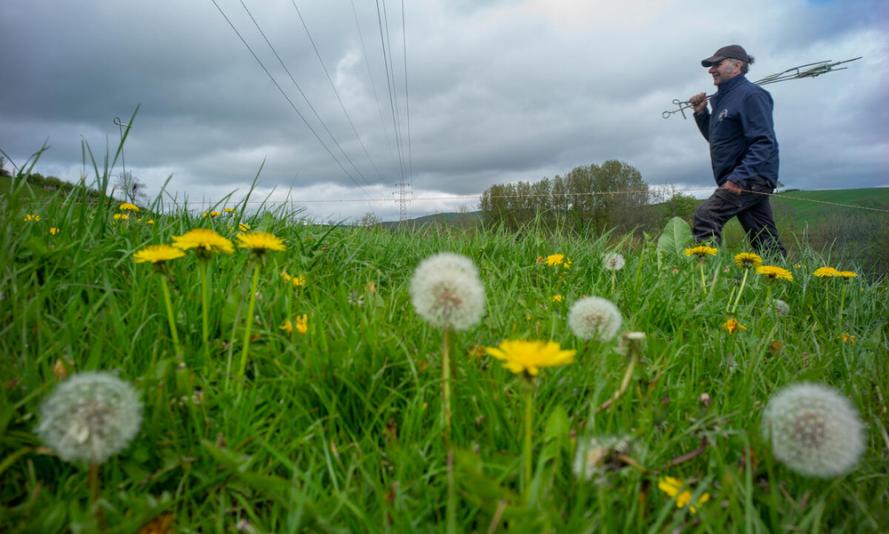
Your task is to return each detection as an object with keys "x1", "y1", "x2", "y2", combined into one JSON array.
[
  {"x1": 699, "y1": 261, "x2": 707, "y2": 295},
  {"x1": 522, "y1": 380, "x2": 534, "y2": 503},
  {"x1": 598, "y1": 352, "x2": 638, "y2": 413},
  {"x1": 441, "y1": 328, "x2": 452, "y2": 443},
  {"x1": 199, "y1": 260, "x2": 210, "y2": 362},
  {"x1": 238, "y1": 262, "x2": 262, "y2": 389},
  {"x1": 731, "y1": 268, "x2": 750, "y2": 314},
  {"x1": 839, "y1": 283, "x2": 848, "y2": 321},
  {"x1": 159, "y1": 275, "x2": 182, "y2": 361},
  {"x1": 88, "y1": 462, "x2": 105, "y2": 531},
  {"x1": 610, "y1": 271, "x2": 616, "y2": 294},
  {"x1": 446, "y1": 449, "x2": 457, "y2": 534}
]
